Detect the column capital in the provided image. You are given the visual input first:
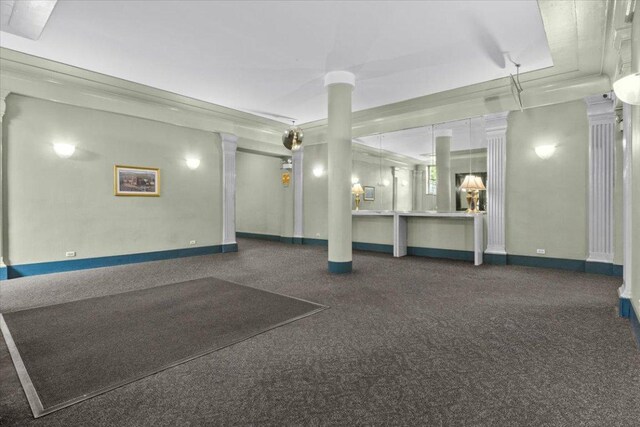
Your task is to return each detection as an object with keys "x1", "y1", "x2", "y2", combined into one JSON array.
[
  {"x1": 219, "y1": 132, "x2": 238, "y2": 151},
  {"x1": 0, "y1": 90, "x2": 10, "y2": 120},
  {"x1": 585, "y1": 93, "x2": 615, "y2": 121},
  {"x1": 483, "y1": 112, "x2": 509, "y2": 135},
  {"x1": 324, "y1": 71, "x2": 355, "y2": 88}
]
